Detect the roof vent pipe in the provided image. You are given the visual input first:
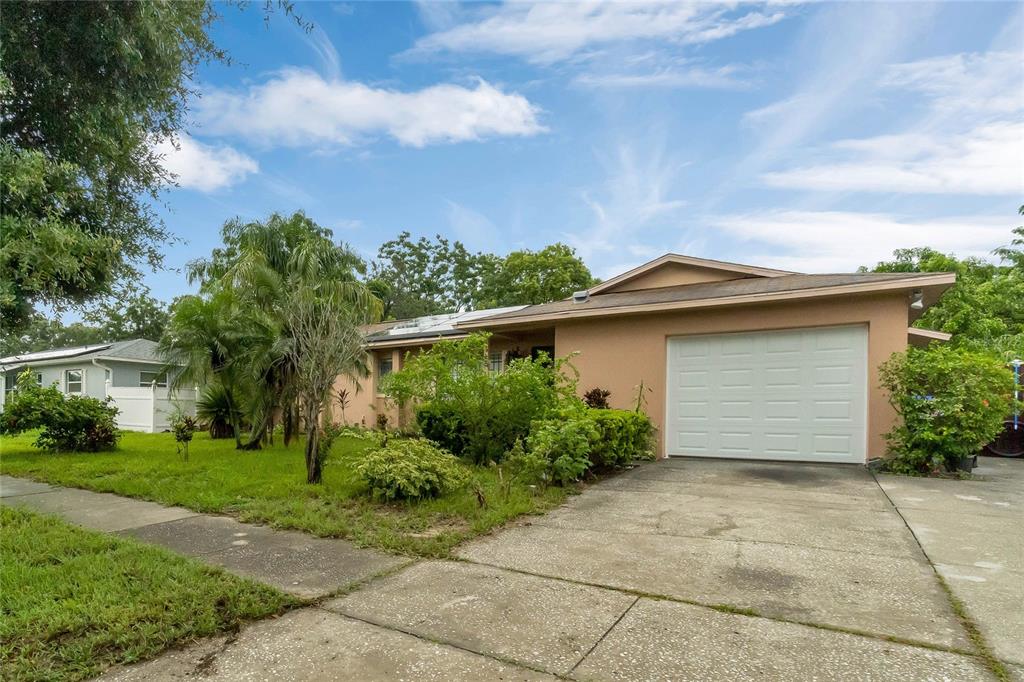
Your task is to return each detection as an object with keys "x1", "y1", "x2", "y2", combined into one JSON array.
[{"x1": 572, "y1": 290, "x2": 590, "y2": 303}]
